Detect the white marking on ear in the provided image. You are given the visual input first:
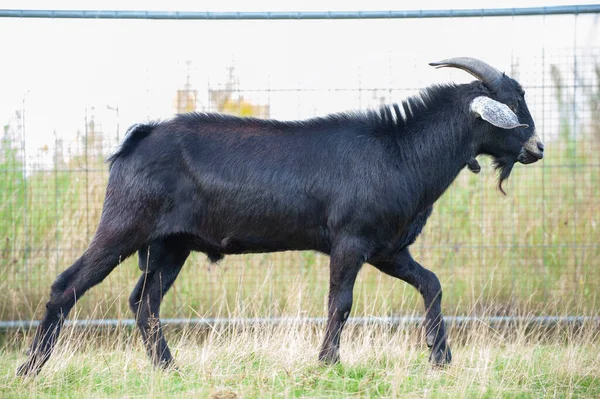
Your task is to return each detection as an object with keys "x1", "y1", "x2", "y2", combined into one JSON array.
[{"x1": 470, "y1": 96, "x2": 528, "y2": 130}]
